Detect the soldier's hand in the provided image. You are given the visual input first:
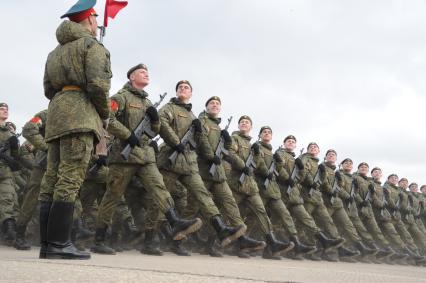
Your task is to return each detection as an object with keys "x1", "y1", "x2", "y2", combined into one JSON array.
[
  {"x1": 347, "y1": 195, "x2": 354, "y2": 203},
  {"x1": 368, "y1": 183, "x2": 375, "y2": 195},
  {"x1": 174, "y1": 143, "x2": 185, "y2": 153},
  {"x1": 102, "y1": 118, "x2": 109, "y2": 130},
  {"x1": 335, "y1": 171, "x2": 342, "y2": 183},
  {"x1": 149, "y1": 139, "x2": 159, "y2": 154},
  {"x1": 126, "y1": 131, "x2": 140, "y2": 148},
  {"x1": 221, "y1": 129, "x2": 232, "y2": 143},
  {"x1": 398, "y1": 192, "x2": 404, "y2": 201},
  {"x1": 318, "y1": 163, "x2": 326, "y2": 174},
  {"x1": 212, "y1": 155, "x2": 221, "y2": 165},
  {"x1": 95, "y1": 155, "x2": 108, "y2": 167},
  {"x1": 273, "y1": 152, "x2": 283, "y2": 163},
  {"x1": 192, "y1": 119, "x2": 202, "y2": 133},
  {"x1": 146, "y1": 106, "x2": 159, "y2": 122},
  {"x1": 242, "y1": 166, "x2": 251, "y2": 175},
  {"x1": 295, "y1": 158, "x2": 304, "y2": 170},
  {"x1": 267, "y1": 172, "x2": 275, "y2": 180},
  {"x1": 251, "y1": 143, "x2": 260, "y2": 155},
  {"x1": 287, "y1": 178, "x2": 296, "y2": 188},
  {"x1": 8, "y1": 135, "x2": 19, "y2": 150}
]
